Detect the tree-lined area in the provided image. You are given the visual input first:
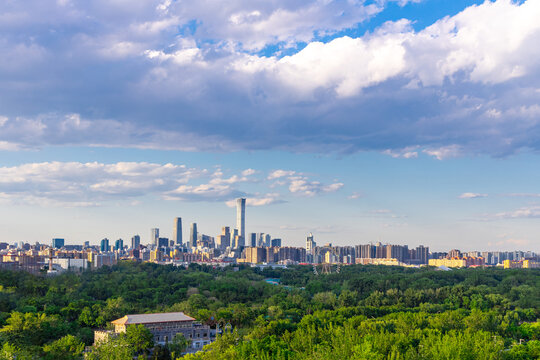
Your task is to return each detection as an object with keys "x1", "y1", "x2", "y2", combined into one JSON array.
[{"x1": 0, "y1": 262, "x2": 538, "y2": 359}]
